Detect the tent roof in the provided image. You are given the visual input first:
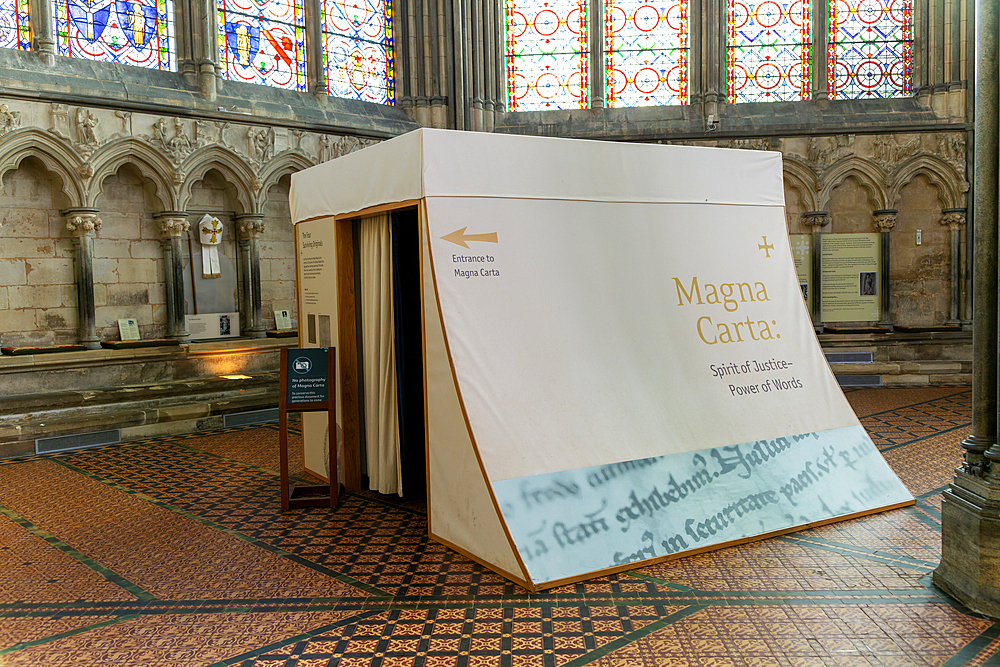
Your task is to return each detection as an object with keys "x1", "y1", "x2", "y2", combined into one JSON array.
[{"x1": 289, "y1": 129, "x2": 784, "y2": 223}]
